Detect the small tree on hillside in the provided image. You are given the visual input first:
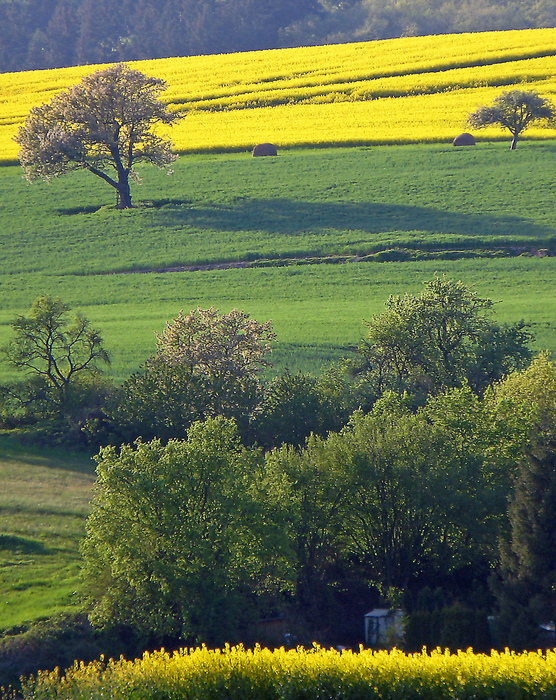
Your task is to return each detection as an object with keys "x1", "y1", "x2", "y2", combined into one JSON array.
[
  {"x1": 352, "y1": 275, "x2": 532, "y2": 399},
  {"x1": 1, "y1": 295, "x2": 110, "y2": 417},
  {"x1": 15, "y1": 63, "x2": 181, "y2": 208},
  {"x1": 468, "y1": 89, "x2": 556, "y2": 150}
]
